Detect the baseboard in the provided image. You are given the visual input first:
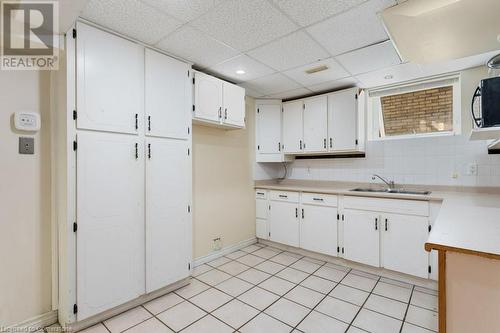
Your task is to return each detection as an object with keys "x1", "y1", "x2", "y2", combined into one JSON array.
[
  {"x1": 7, "y1": 310, "x2": 58, "y2": 331},
  {"x1": 193, "y1": 237, "x2": 257, "y2": 267}
]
